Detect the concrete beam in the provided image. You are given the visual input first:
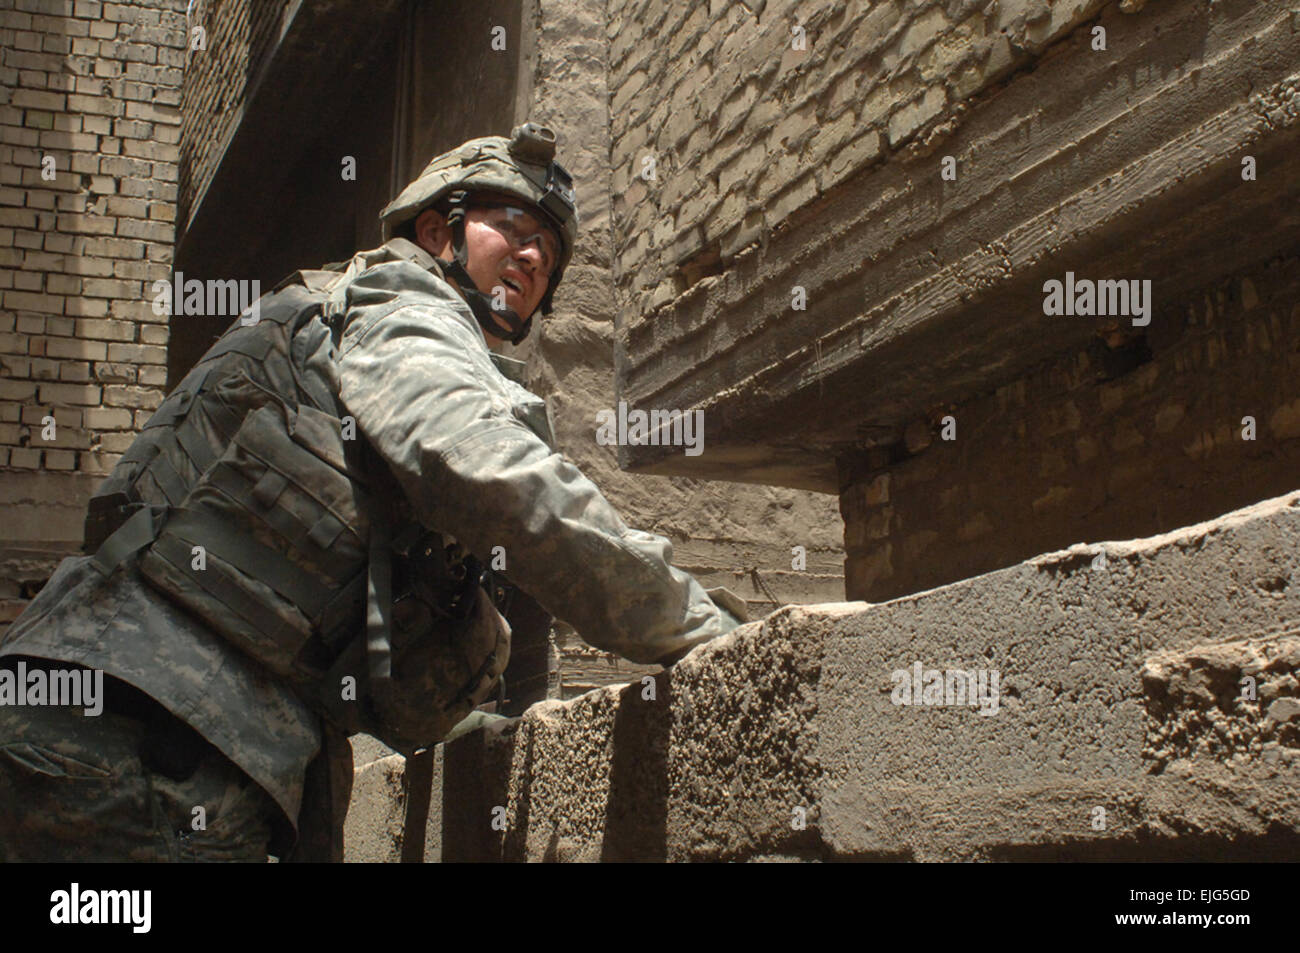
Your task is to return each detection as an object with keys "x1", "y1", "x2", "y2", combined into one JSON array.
[
  {"x1": 618, "y1": 0, "x2": 1300, "y2": 491},
  {"x1": 345, "y1": 489, "x2": 1300, "y2": 861}
]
